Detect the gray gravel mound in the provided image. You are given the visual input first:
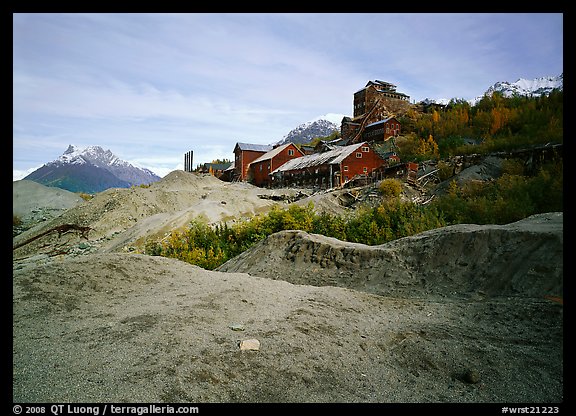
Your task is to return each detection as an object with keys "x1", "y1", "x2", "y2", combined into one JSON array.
[{"x1": 217, "y1": 212, "x2": 563, "y2": 300}]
